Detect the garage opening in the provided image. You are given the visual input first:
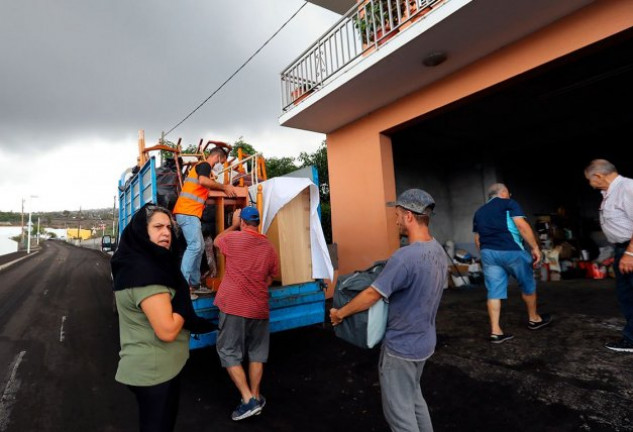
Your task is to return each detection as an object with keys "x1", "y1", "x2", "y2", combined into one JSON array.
[{"x1": 389, "y1": 28, "x2": 633, "y2": 279}]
